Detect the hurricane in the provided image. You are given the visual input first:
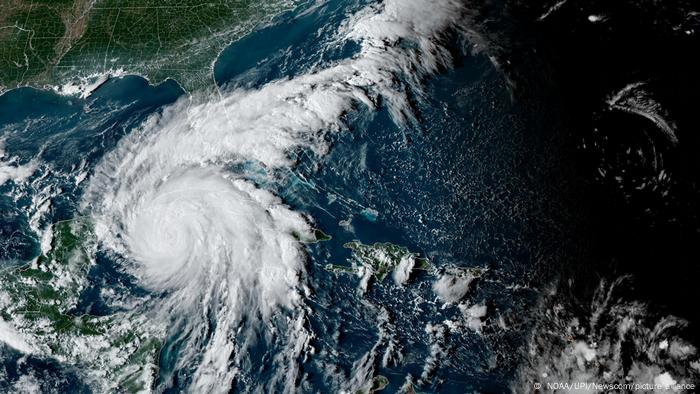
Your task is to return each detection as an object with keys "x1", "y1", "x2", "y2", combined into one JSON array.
[{"x1": 79, "y1": 0, "x2": 470, "y2": 390}]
